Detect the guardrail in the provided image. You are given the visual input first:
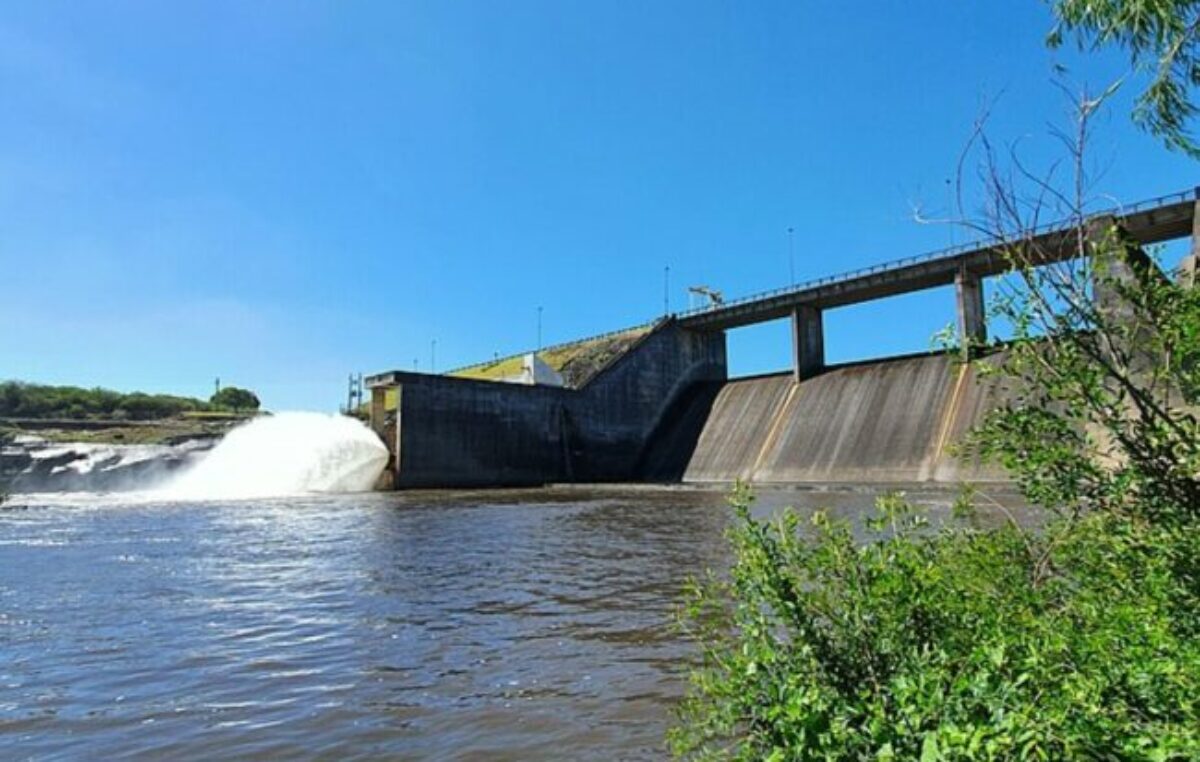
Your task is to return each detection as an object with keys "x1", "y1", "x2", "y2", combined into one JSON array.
[
  {"x1": 675, "y1": 187, "x2": 1198, "y2": 321},
  {"x1": 417, "y1": 187, "x2": 1196, "y2": 378}
]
